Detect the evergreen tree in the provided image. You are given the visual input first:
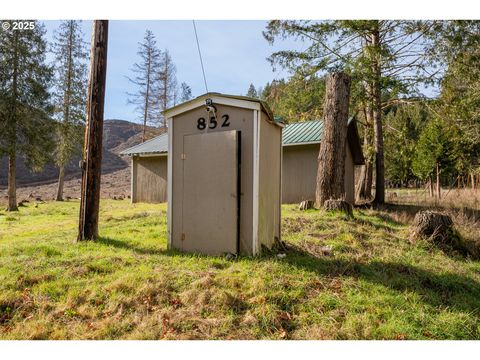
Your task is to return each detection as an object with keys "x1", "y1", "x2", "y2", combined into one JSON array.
[
  {"x1": 0, "y1": 20, "x2": 54, "y2": 211},
  {"x1": 51, "y1": 20, "x2": 88, "y2": 201},
  {"x1": 127, "y1": 29, "x2": 162, "y2": 141},
  {"x1": 412, "y1": 118, "x2": 456, "y2": 197},
  {"x1": 433, "y1": 21, "x2": 480, "y2": 180},
  {"x1": 264, "y1": 20, "x2": 439, "y2": 204},
  {"x1": 262, "y1": 71, "x2": 325, "y2": 122},
  {"x1": 384, "y1": 102, "x2": 429, "y2": 185},
  {"x1": 157, "y1": 49, "x2": 177, "y2": 128},
  {"x1": 246, "y1": 83, "x2": 258, "y2": 98},
  {"x1": 180, "y1": 82, "x2": 192, "y2": 102}
]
